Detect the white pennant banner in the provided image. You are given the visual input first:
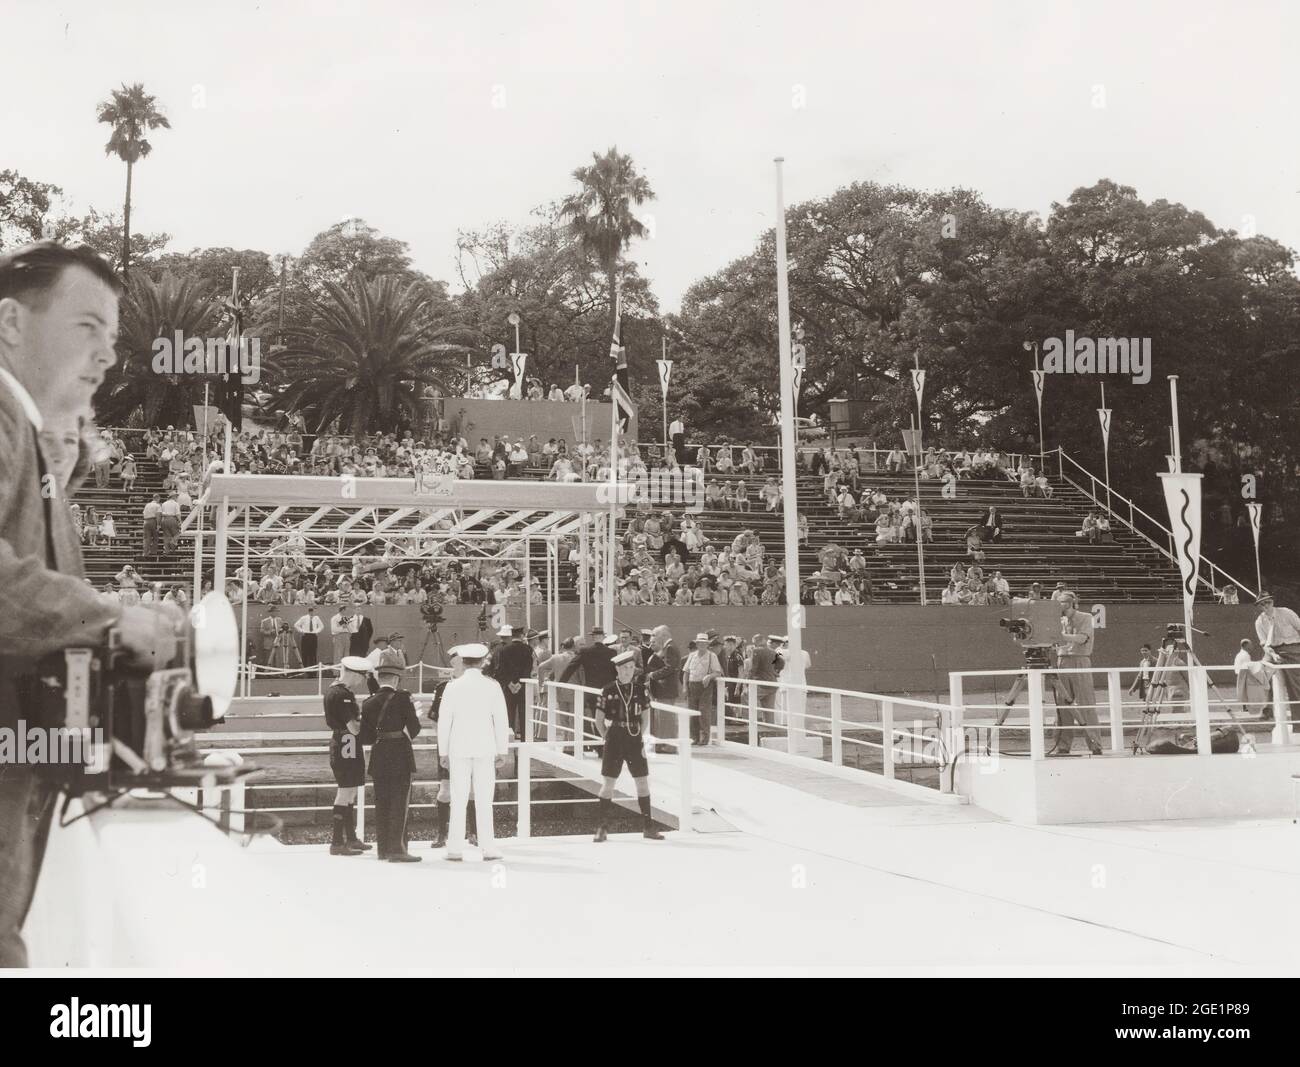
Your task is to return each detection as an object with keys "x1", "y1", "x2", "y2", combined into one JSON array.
[
  {"x1": 911, "y1": 368, "x2": 926, "y2": 410},
  {"x1": 655, "y1": 359, "x2": 673, "y2": 399},
  {"x1": 1031, "y1": 369, "x2": 1045, "y2": 407},
  {"x1": 1247, "y1": 501, "x2": 1263, "y2": 551},
  {"x1": 793, "y1": 366, "x2": 805, "y2": 403},
  {"x1": 1097, "y1": 407, "x2": 1111, "y2": 449},
  {"x1": 1159, "y1": 471, "x2": 1202, "y2": 631},
  {"x1": 509, "y1": 352, "x2": 528, "y2": 399}
]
